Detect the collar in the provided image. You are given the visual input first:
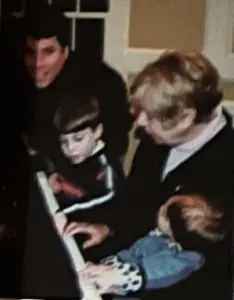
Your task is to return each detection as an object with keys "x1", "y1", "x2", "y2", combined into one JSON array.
[
  {"x1": 150, "y1": 228, "x2": 182, "y2": 251},
  {"x1": 90, "y1": 139, "x2": 105, "y2": 157},
  {"x1": 175, "y1": 105, "x2": 226, "y2": 152},
  {"x1": 162, "y1": 106, "x2": 226, "y2": 179}
]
